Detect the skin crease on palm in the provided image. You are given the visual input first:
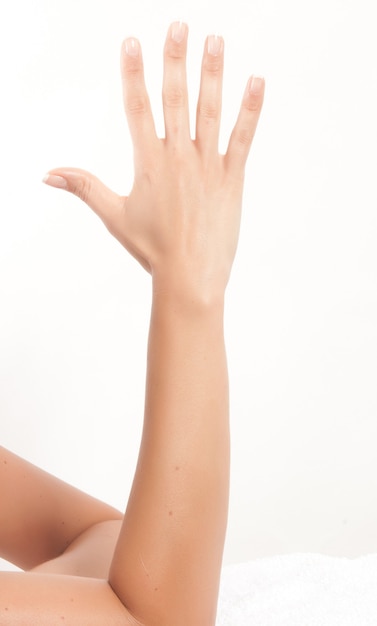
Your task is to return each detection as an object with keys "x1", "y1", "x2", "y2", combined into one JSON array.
[{"x1": 0, "y1": 22, "x2": 264, "y2": 626}]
